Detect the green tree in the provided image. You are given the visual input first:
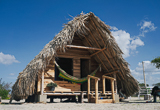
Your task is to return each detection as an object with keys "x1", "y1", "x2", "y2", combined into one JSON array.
[
  {"x1": 151, "y1": 57, "x2": 160, "y2": 69},
  {"x1": 139, "y1": 83, "x2": 149, "y2": 87},
  {"x1": 0, "y1": 78, "x2": 12, "y2": 99},
  {"x1": 152, "y1": 82, "x2": 160, "y2": 87}
]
